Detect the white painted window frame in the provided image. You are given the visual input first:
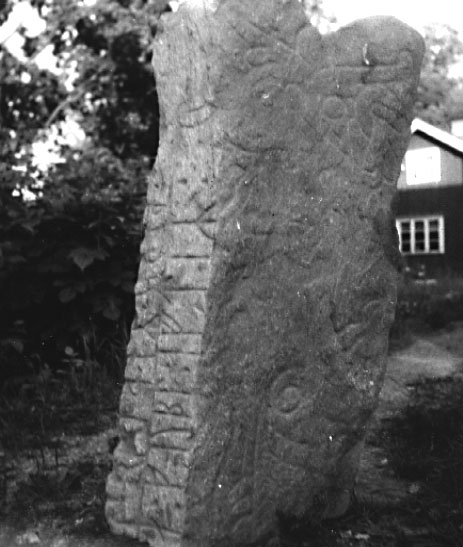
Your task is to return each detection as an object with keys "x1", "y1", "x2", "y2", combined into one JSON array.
[
  {"x1": 405, "y1": 147, "x2": 441, "y2": 185},
  {"x1": 396, "y1": 215, "x2": 445, "y2": 255}
]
